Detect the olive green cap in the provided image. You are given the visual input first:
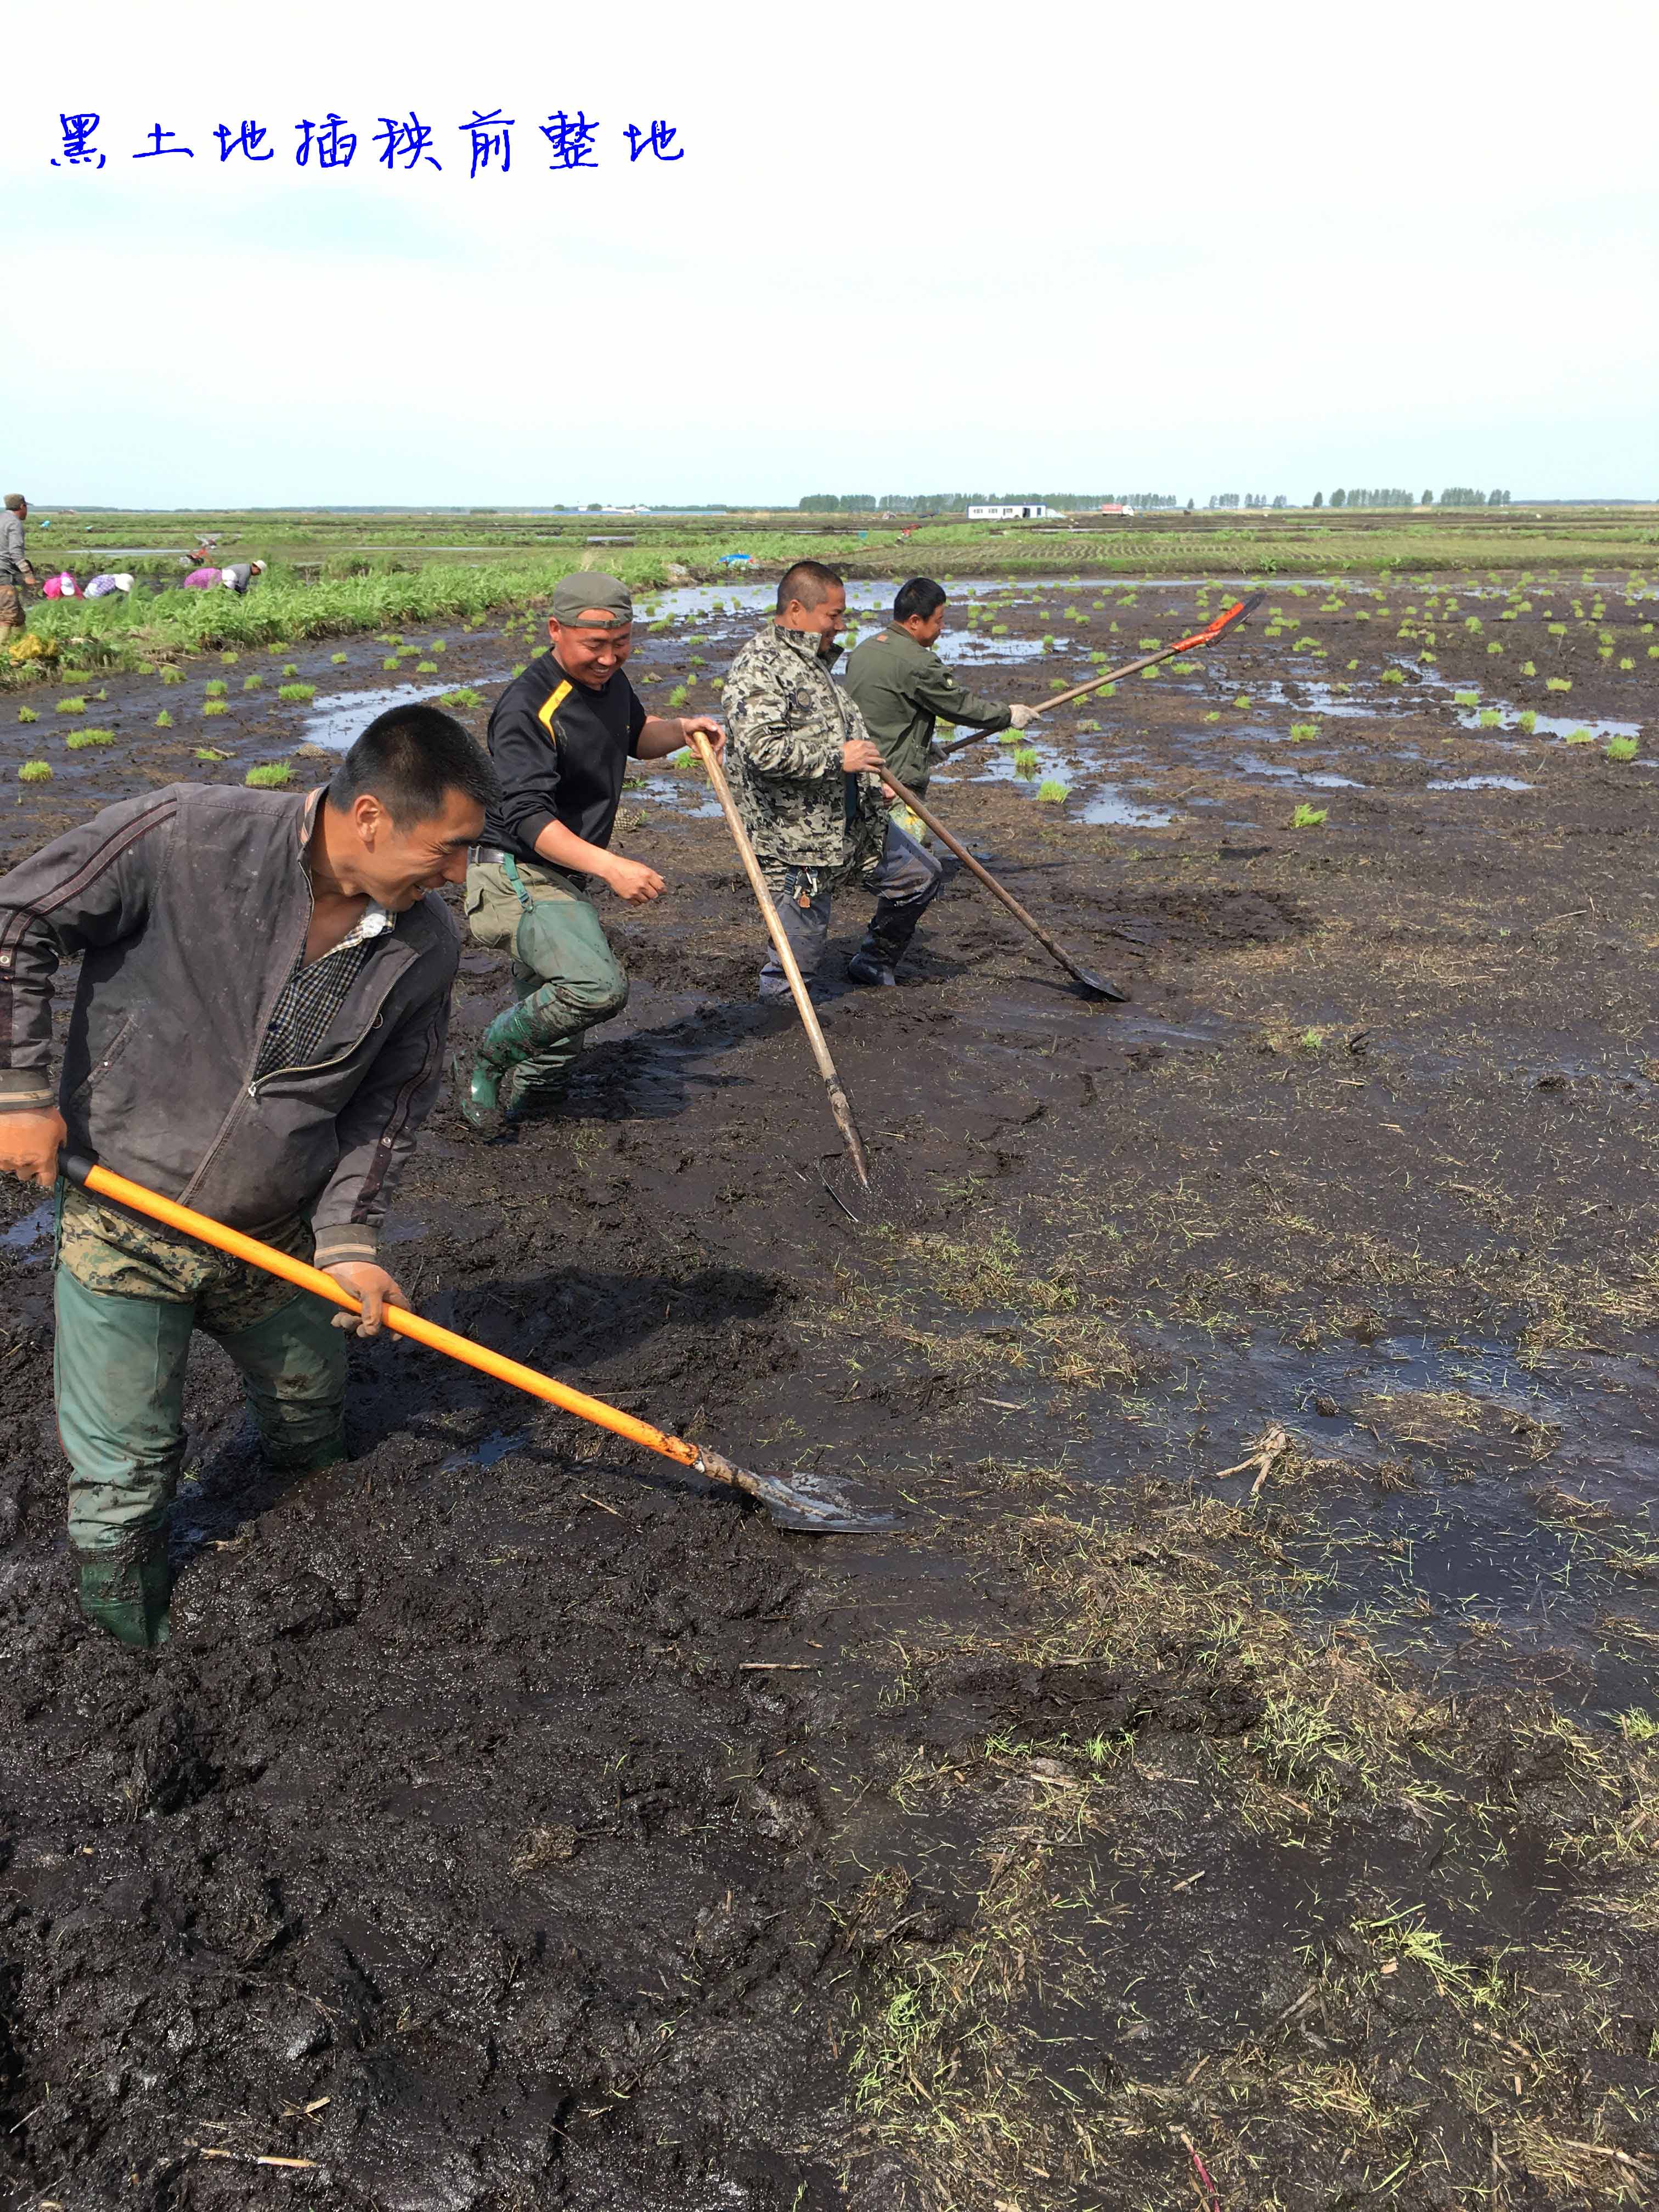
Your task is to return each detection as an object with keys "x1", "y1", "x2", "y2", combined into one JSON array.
[{"x1": 550, "y1": 572, "x2": 634, "y2": 628}]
